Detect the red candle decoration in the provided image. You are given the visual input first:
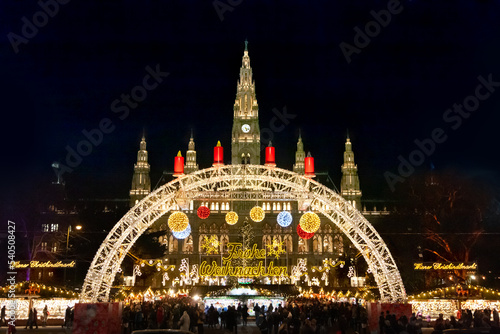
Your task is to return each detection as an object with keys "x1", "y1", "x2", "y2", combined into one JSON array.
[
  {"x1": 297, "y1": 224, "x2": 314, "y2": 240},
  {"x1": 304, "y1": 152, "x2": 315, "y2": 178},
  {"x1": 197, "y1": 206, "x2": 210, "y2": 219},
  {"x1": 213, "y1": 141, "x2": 224, "y2": 166},
  {"x1": 173, "y1": 151, "x2": 184, "y2": 177},
  {"x1": 265, "y1": 142, "x2": 276, "y2": 167}
]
